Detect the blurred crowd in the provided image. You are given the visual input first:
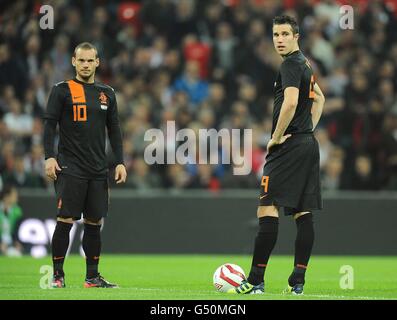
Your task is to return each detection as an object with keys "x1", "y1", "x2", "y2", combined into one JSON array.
[{"x1": 1, "y1": 0, "x2": 397, "y2": 192}]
